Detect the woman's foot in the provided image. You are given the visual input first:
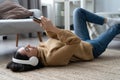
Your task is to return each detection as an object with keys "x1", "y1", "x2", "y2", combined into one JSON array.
[{"x1": 106, "y1": 18, "x2": 120, "y2": 27}]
